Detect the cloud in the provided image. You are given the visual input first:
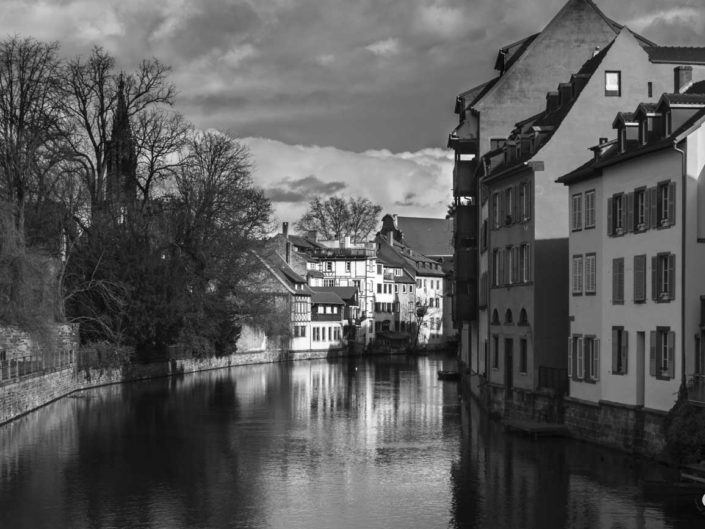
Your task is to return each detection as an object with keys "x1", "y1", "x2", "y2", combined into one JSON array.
[
  {"x1": 366, "y1": 37, "x2": 400, "y2": 57},
  {"x1": 265, "y1": 175, "x2": 347, "y2": 202},
  {"x1": 243, "y1": 137, "x2": 453, "y2": 227}
]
